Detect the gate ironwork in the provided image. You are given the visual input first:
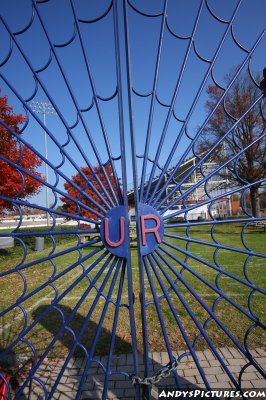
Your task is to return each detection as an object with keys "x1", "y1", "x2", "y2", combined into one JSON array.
[{"x1": 0, "y1": 1, "x2": 265, "y2": 399}]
